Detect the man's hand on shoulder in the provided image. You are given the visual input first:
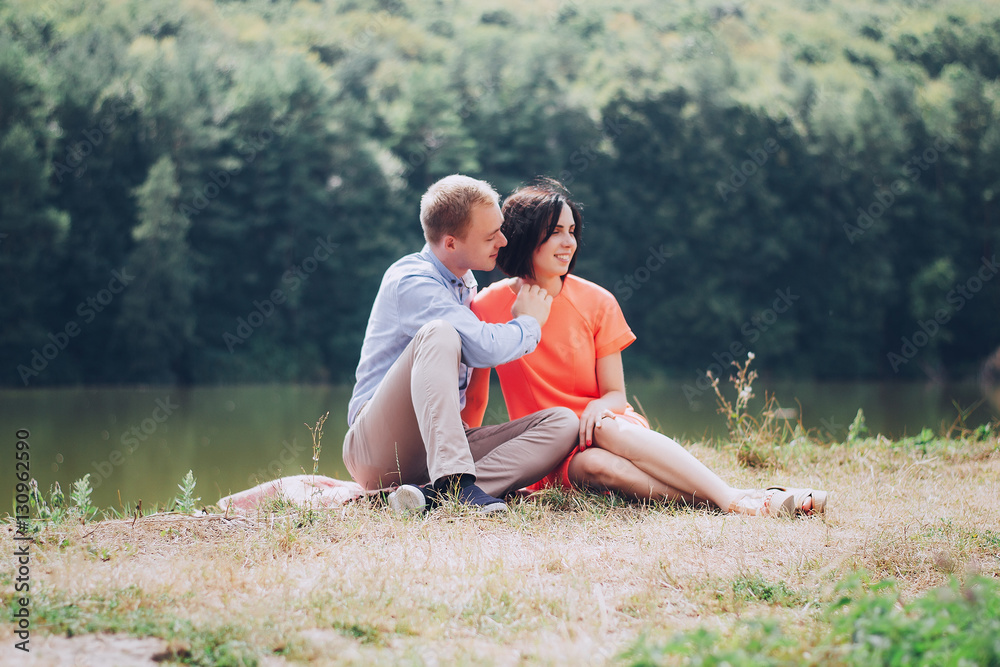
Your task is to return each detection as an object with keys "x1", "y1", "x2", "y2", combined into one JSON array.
[{"x1": 511, "y1": 282, "x2": 553, "y2": 328}]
